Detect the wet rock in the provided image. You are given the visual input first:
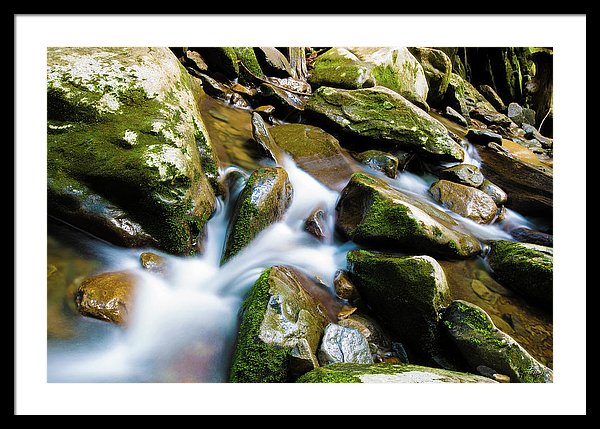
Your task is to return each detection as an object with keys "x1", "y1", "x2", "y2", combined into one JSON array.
[
  {"x1": 333, "y1": 270, "x2": 361, "y2": 302},
  {"x1": 339, "y1": 313, "x2": 393, "y2": 359},
  {"x1": 139, "y1": 252, "x2": 167, "y2": 274},
  {"x1": 222, "y1": 167, "x2": 293, "y2": 262},
  {"x1": 259, "y1": 81, "x2": 309, "y2": 111},
  {"x1": 229, "y1": 266, "x2": 331, "y2": 382},
  {"x1": 439, "y1": 163, "x2": 484, "y2": 187},
  {"x1": 307, "y1": 86, "x2": 464, "y2": 162},
  {"x1": 522, "y1": 123, "x2": 553, "y2": 148},
  {"x1": 255, "y1": 47, "x2": 293, "y2": 77},
  {"x1": 233, "y1": 47, "x2": 263, "y2": 78},
  {"x1": 509, "y1": 227, "x2": 553, "y2": 247},
  {"x1": 347, "y1": 250, "x2": 451, "y2": 358},
  {"x1": 75, "y1": 270, "x2": 138, "y2": 324},
  {"x1": 470, "y1": 279, "x2": 498, "y2": 303},
  {"x1": 487, "y1": 240, "x2": 553, "y2": 309},
  {"x1": 47, "y1": 47, "x2": 218, "y2": 255},
  {"x1": 353, "y1": 150, "x2": 398, "y2": 178},
  {"x1": 429, "y1": 180, "x2": 498, "y2": 224},
  {"x1": 269, "y1": 123, "x2": 357, "y2": 191},
  {"x1": 470, "y1": 106, "x2": 514, "y2": 127},
  {"x1": 442, "y1": 300, "x2": 553, "y2": 383},
  {"x1": 444, "y1": 106, "x2": 469, "y2": 127},
  {"x1": 304, "y1": 208, "x2": 328, "y2": 241},
  {"x1": 318, "y1": 323, "x2": 374, "y2": 365},
  {"x1": 478, "y1": 84, "x2": 507, "y2": 112},
  {"x1": 336, "y1": 173, "x2": 481, "y2": 258},
  {"x1": 349, "y1": 47, "x2": 430, "y2": 110},
  {"x1": 250, "y1": 112, "x2": 283, "y2": 164},
  {"x1": 444, "y1": 73, "x2": 471, "y2": 124},
  {"x1": 466, "y1": 128, "x2": 503, "y2": 145},
  {"x1": 463, "y1": 79, "x2": 498, "y2": 112},
  {"x1": 192, "y1": 47, "x2": 239, "y2": 79},
  {"x1": 308, "y1": 47, "x2": 376, "y2": 90},
  {"x1": 507, "y1": 102, "x2": 536, "y2": 127},
  {"x1": 409, "y1": 47, "x2": 453, "y2": 106},
  {"x1": 479, "y1": 179, "x2": 508, "y2": 205},
  {"x1": 296, "y1": 362, "x2": 496, "y2": 383},
  {"x1": 476, "y1": 142, "x2": 552, "y2": 216},
  {"x1": 195, "y1": 72, "x2": 250, "y2": 109}
]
